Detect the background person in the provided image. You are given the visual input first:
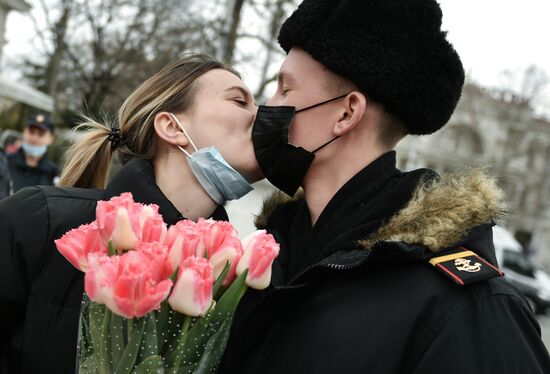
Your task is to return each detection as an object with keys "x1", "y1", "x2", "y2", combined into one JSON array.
[{"x1": 7, "y1": 114, "x2": 59, "y2": 192}]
